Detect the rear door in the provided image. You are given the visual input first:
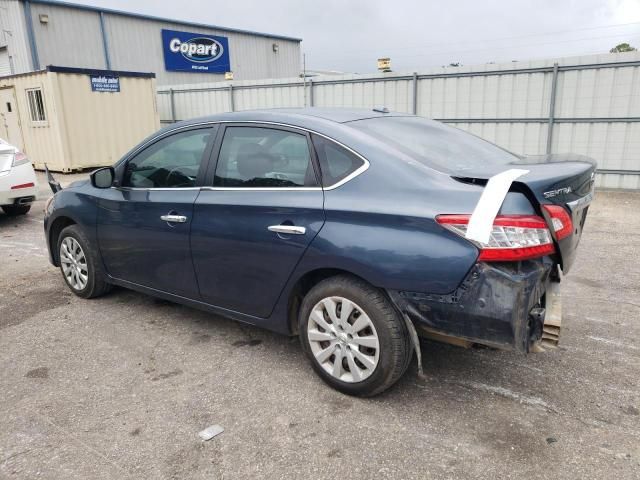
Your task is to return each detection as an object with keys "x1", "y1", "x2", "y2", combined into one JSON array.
[
  {"x1": 191, "y1": 124, "x2": 325, "y2": 318},
  {"x1": 97, "y1": 125, "x2": 216, "y2": 297}
]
